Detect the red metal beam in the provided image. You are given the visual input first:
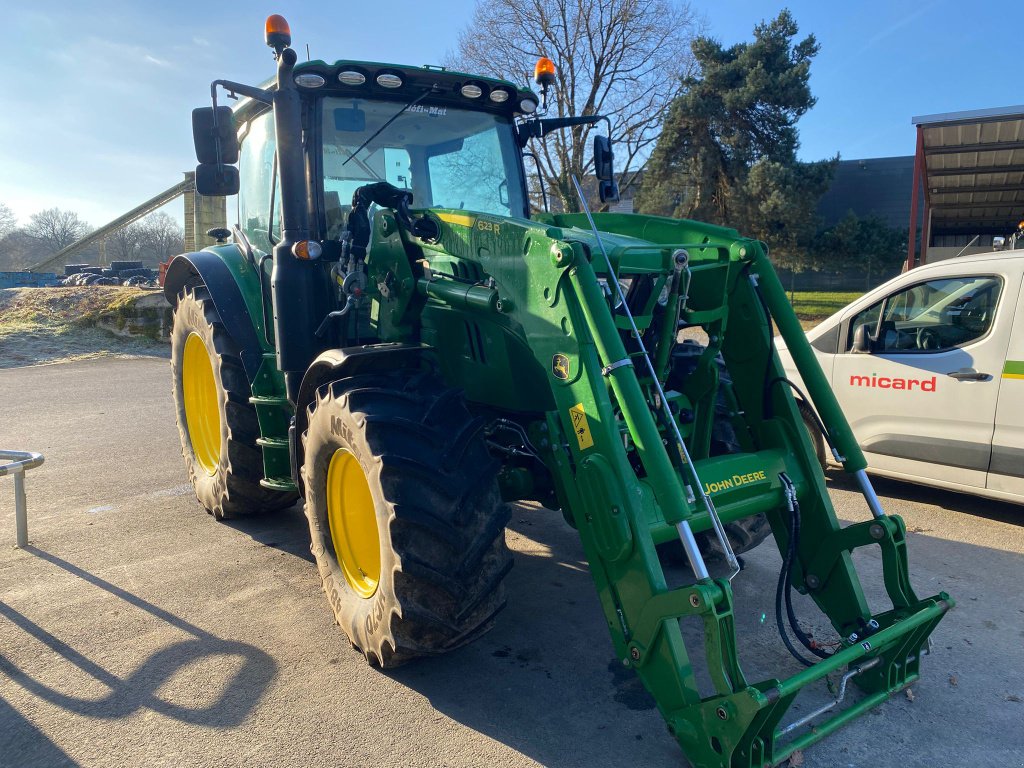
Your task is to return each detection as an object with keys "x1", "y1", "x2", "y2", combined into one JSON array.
[{"x1": 906, "y1": 126, "x2": 925, "y2": 271}]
